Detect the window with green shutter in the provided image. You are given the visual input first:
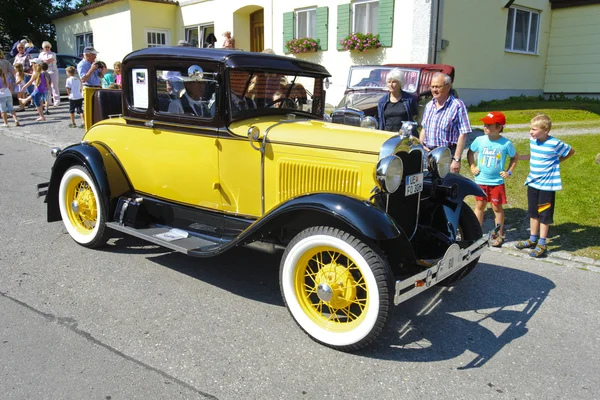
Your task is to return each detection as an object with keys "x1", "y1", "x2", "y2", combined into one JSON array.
[
  {"x1": 283, "y1": 12, "x2": 295, "y2": 53},
  {"x1": 378, "y1": 0, "x2": 394, "y2": 46},
  {"x1": 337, "y1": 4, "x2": 350, "y2": 50},
  {"x1": 283, "y1": 7, "x2": 329, "y2": 53},
  {"x1": 337, "y1": 0, "x2": 394, "y2": 49},
  {"x1": 315, "y1": 7, "x2": 329, "y2": 51}
]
